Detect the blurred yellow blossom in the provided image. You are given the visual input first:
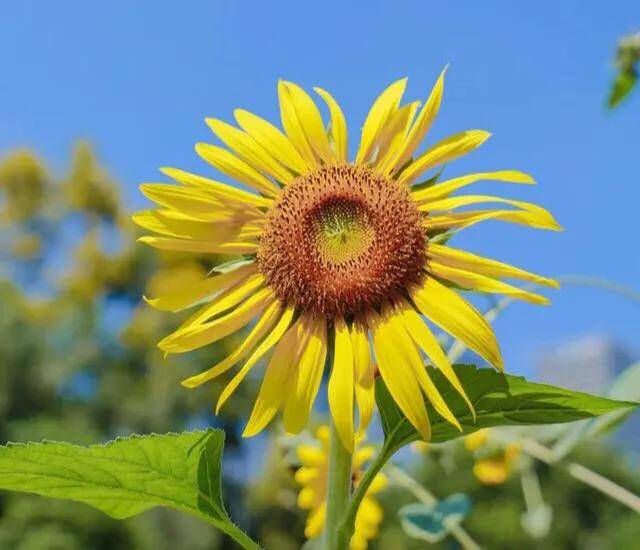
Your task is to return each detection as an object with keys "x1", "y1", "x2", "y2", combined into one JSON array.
[
  {"x1": 295, "y1": 426, "x2": 386, "y2": 549},
  {"x1": 465, "y1": 429, "x2": 521, "y2": 485},
  {"x1": 473, "y1": 443, "x2": 522, "y2": 485},
  {"x1": 0, "y1": 150, "x2": 47, "y2": 222},
  {"x1": 464, "y1": 428, "x2": 490, "y2": 452}
]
